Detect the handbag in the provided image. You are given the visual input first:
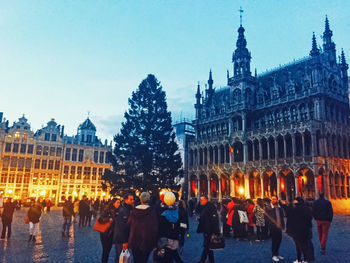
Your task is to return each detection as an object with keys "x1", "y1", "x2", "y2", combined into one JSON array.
[
  {"x1": 209, "y1": 233, "x2": 225, "y2": 250},
  {"x1": 25, "y1": 215, "x2": 29, "y2": 224},
  {"x1": 238, "y1": 210, "x2": 249, "y2": 224},
  {"x1": 93, "y1": 219, "x2": 112, "y2": 233},
  {"x1": 119, "y1": 249, "x2": 134, "y2": 263}
]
